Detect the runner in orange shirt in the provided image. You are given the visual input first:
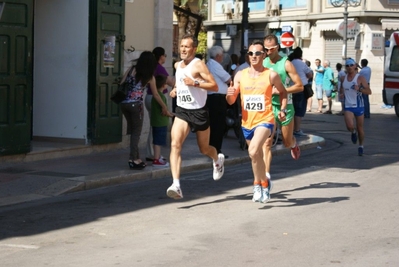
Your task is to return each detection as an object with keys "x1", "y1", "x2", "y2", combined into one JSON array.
[{"x1": 226, "y1": 40, "x2": 287, "y2": 203}]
